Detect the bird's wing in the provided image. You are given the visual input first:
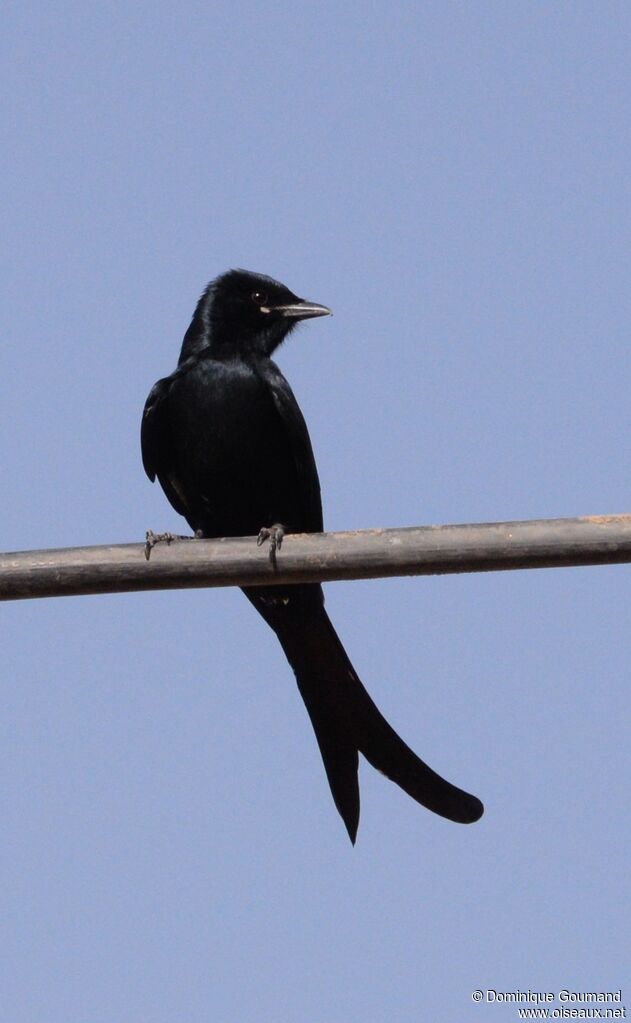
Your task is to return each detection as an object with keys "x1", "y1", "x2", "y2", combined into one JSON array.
[
  {"x1": 260, "y1": 361, "x2": 324, "y2": 533},
  {"x1": 141, "y1": 376, "x2": 171, "y2": 482},
  {"x1": 141, "y1": 374, "x2": 191, "y2": 519}
]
